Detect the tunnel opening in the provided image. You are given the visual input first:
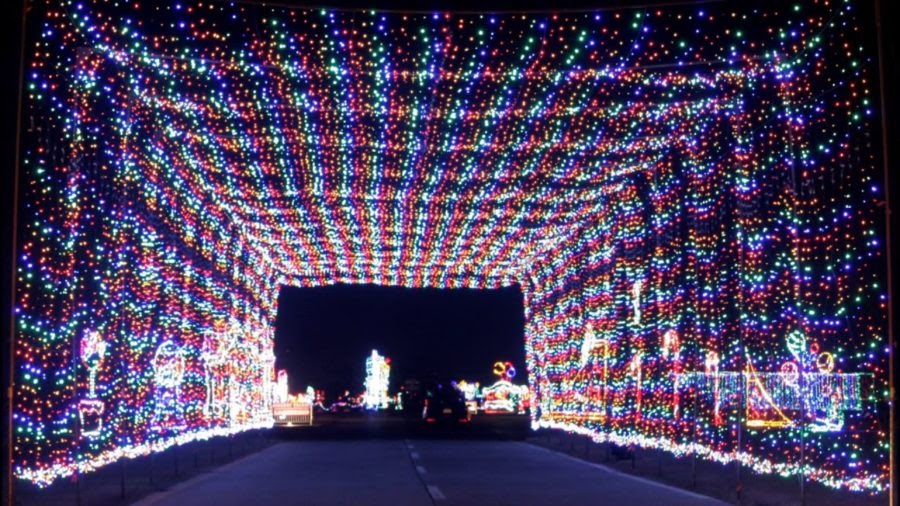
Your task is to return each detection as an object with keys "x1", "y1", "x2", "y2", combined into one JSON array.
[{"x1": 273, "y1": 283, "x2": 526, "y2": 407}]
